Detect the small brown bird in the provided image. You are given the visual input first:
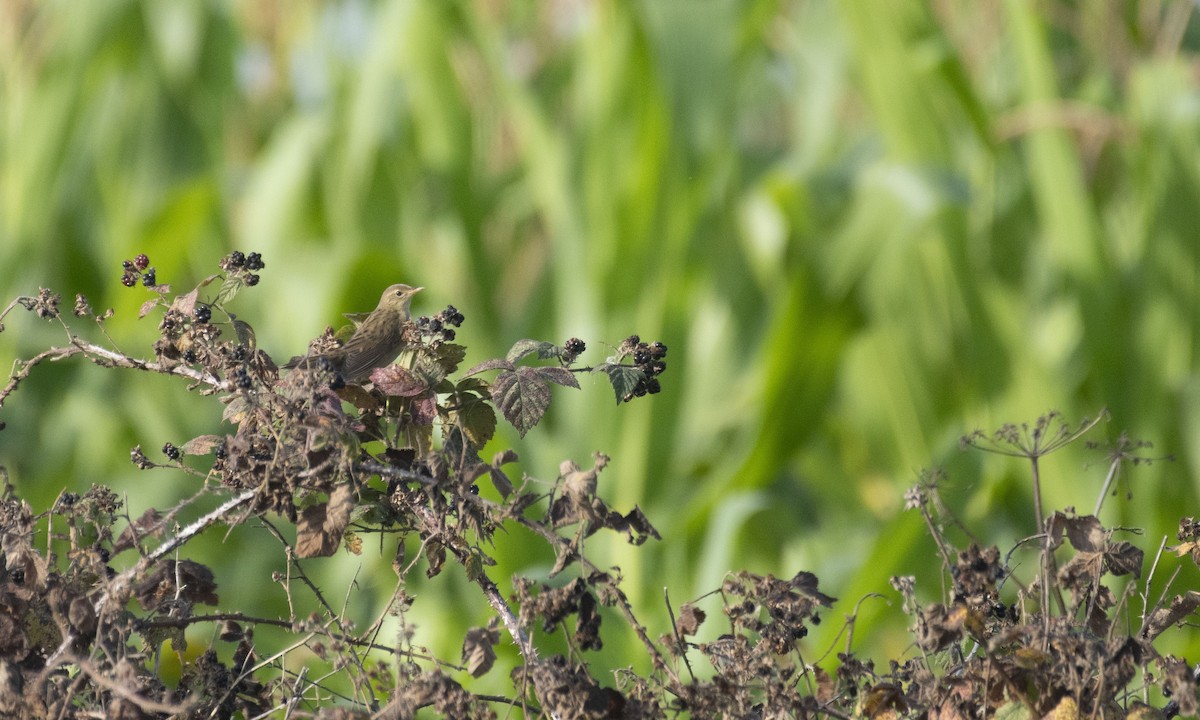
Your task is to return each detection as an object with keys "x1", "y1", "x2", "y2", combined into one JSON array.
[{"x1": 286, "y1": 284, "x2": 423, "y2": 383}]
